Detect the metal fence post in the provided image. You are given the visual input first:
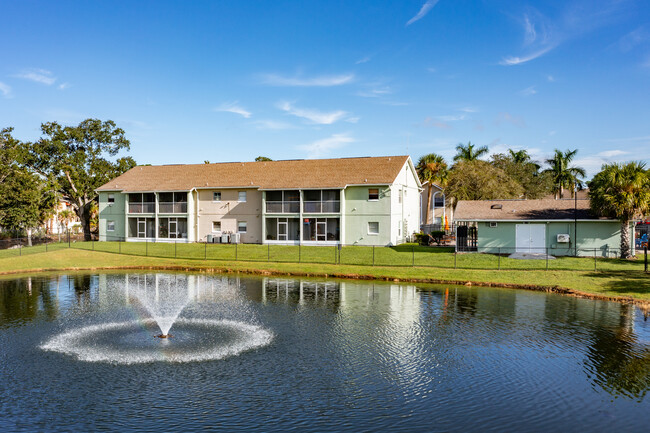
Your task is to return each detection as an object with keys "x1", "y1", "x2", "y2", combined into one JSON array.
[
  {"x1": 19, "y1": 241, "x2": 22, "y2": 256},
  {"x1": 594, "y1": 248, "x2": 597, "y2": 271},
  {"x1": 204, "y1": 241, "x2": 207, "y2": 260},
  {"x1": 119, "y1": 240, "x2": 122, "y2": 254},
  {"x1": 68, "y1": 231, "x2": 71, "y2": 248},
  {"x1": 299, "y1": 244, "x2": 301, "y2": 263},
  {"x1": 645, "y1": 247, "x2": 648, "y2": 273},
  {"x1": 235, "y1": 243, "x2": 238, "y2": 261},
  {"x1": 412, "y1": 245, "x2": 415, "y2": 267},
  {"x1": 174, "y1": 240, "x2": 177, "y2": 259},
  {"x1": 146, "y1": 239, "x2": 148, "y2": 256},
  {"x1": 46, "y1": 241, "x2": 48, "y2": 252},
  {"x1": 372, "y1": 245, "x2": 375, "y2": 266},
  {"x1": 498, "y1": 247, "x2": 501, "y2": 270},
  {"x1": 454, "y1": 250, "x2": 457, "y2": 269}
]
